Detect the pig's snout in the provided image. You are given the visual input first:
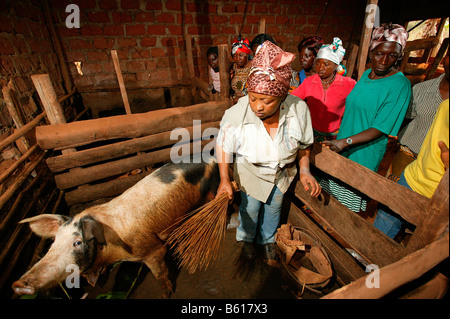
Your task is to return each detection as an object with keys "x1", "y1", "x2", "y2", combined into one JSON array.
[{"x1": 12, "y1": 280, "x2": 36, "y2": 296}]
